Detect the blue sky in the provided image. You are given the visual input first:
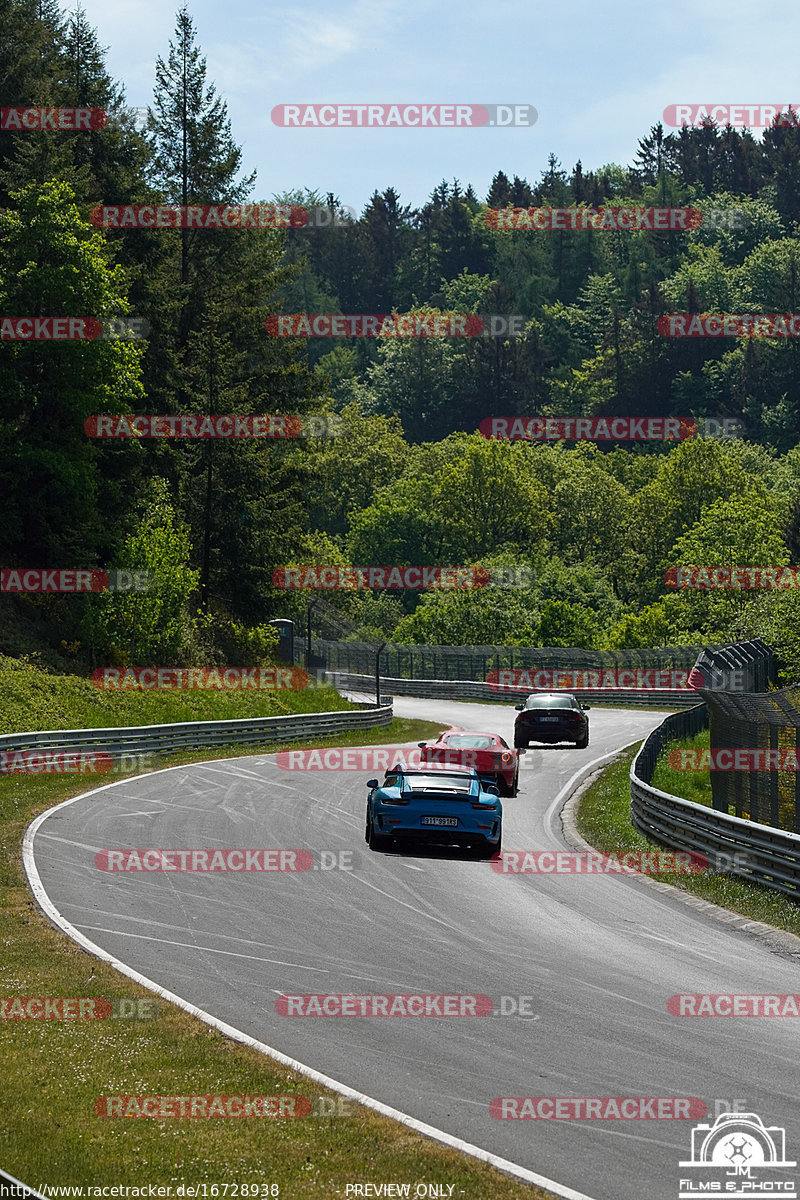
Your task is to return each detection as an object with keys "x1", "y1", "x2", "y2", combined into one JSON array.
[{"x1": 78, "y1": 0, "x2": 800, "y2": 212}]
